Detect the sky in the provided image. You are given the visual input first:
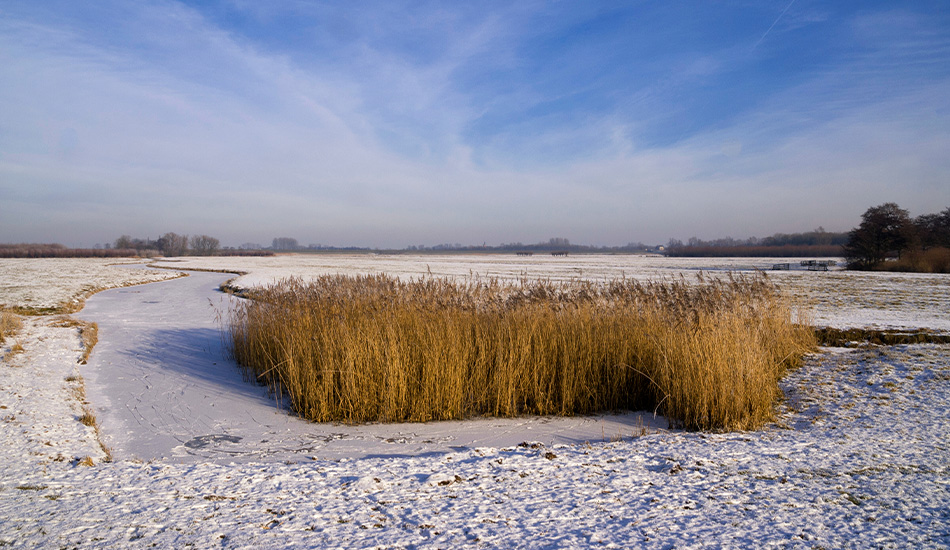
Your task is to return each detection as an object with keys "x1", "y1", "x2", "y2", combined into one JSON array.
[{"x1": 1, "y1": 1, "x2": 948, "y2": 249}]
